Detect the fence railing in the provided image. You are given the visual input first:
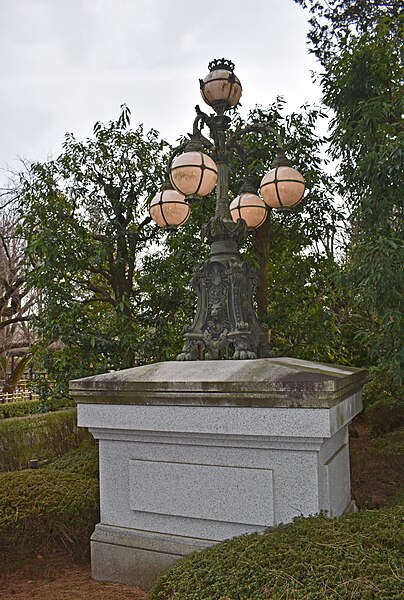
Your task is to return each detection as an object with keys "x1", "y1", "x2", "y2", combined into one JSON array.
[
  {"x1": 0, "y1": 371, "x2": 50, "y2": 403},
  {"x1": 1, "y1": 389, "x2": 40, "y2": 403}
]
